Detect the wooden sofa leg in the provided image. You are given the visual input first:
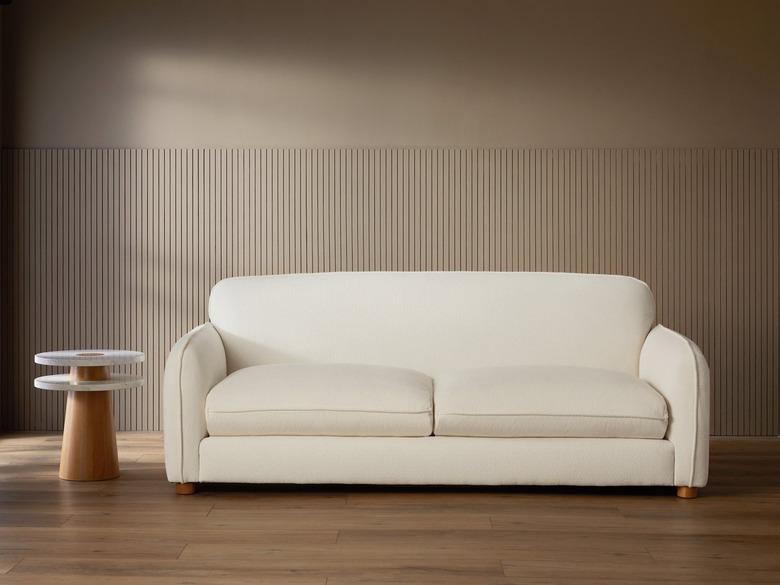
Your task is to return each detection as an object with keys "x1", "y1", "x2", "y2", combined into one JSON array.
[
  {"x1": 676, "y1": 486, "x2": 698, "y2": 499},
  {"x1": 175, "y1": 482, "x2": 197, "y2": 495}
]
